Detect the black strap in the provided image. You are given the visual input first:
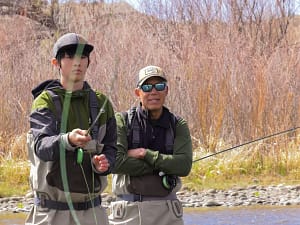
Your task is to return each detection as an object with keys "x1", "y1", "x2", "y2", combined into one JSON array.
[
  {"x1": 165, "y1": 114, "x2": 177, "y2": 153},
  {"x1": 89, "y1": 90, "x2": 100, "y2": 140},
  {"x1": 35, "y1": 196, "x2": 101, "y2": 211},
  {"x1": 117, "y1": 193, "x2": 177, "y2": 202},
  {"x1": 121, "y1": 107, "x2": 139, "y2": 148},
  {"x1": 129, "y1": 108, "x2": 140, "y2": 149},
  {"x1": 46, "y1": 89, "x2": 99, "y2": 140},
  {"x1": 123, "y1": 107, "x2": 177, "y2": 153}
]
